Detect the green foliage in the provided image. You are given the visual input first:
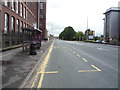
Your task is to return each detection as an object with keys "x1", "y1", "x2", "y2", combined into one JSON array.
[
  {"x1": 75, "y1": 31, "x2": 84, "y2": 41},
  {"x1": 94, "y1": 35, "x2": 104, "y2": 41},
  {"x1": 59, "y1": 26, "x2": 76, "y2": 41},
  {"x1": 95, "y1": 36, "x2": 100, "y2": 41}
]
